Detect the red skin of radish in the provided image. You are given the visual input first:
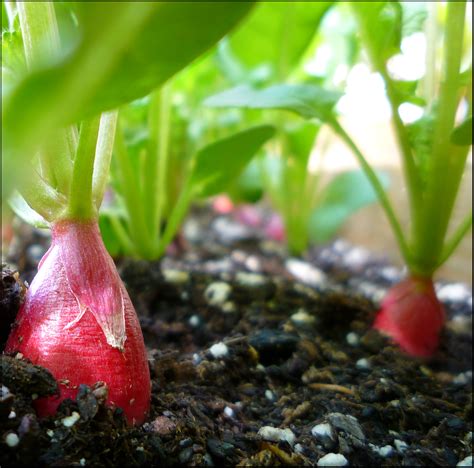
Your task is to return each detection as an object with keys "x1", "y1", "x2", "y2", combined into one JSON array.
[
  {"x1": 5, "y1": 220, "x2": 150, "y2": 425},
  {"x1": 373, "y1": 276, "x2": 445, "y2": 357}
]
